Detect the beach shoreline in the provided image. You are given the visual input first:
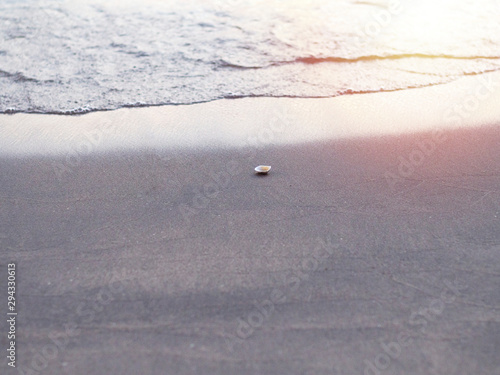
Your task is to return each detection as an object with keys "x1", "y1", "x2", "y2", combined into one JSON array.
[
  {"x1": 1, "y1": 70, "x2": 500, "y2": 157},
  {"x1": 1, "y1": 72, "x2": 500, "y2": 374}
]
